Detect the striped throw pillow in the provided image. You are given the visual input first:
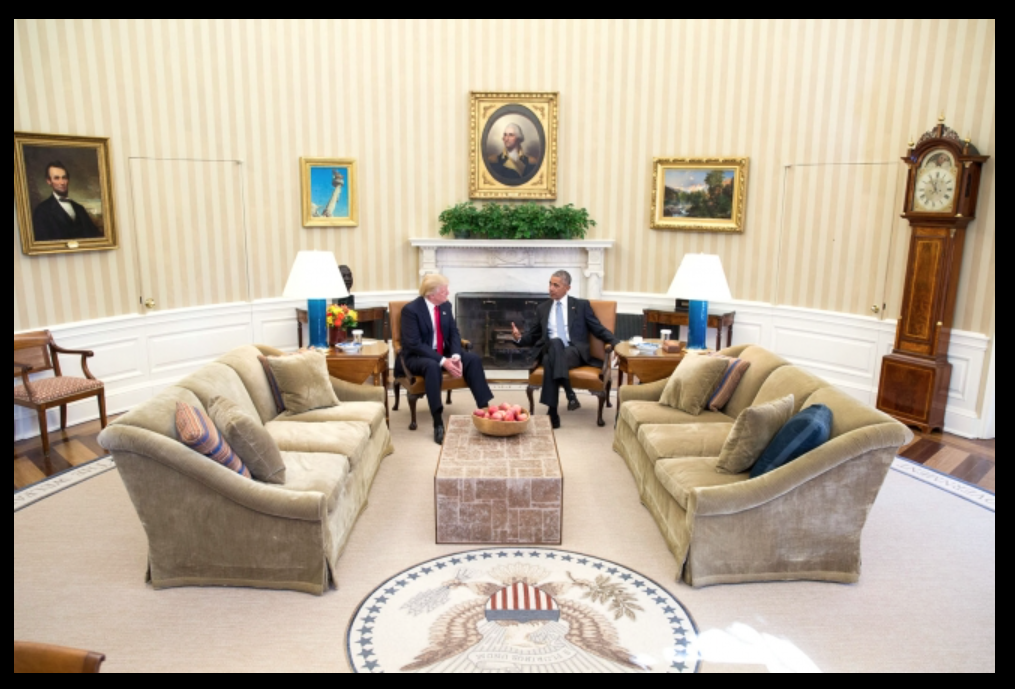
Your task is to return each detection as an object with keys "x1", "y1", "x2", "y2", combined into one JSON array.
[
  {"x1": 707, "y1": 354, "x2": 753, "y2": 413},
  {"x1": 258, "y1": 354, "x2": 287, "y2": 415},
  {"x1": 175, "y1": 403, "x2": 252, "y2": 479}
]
